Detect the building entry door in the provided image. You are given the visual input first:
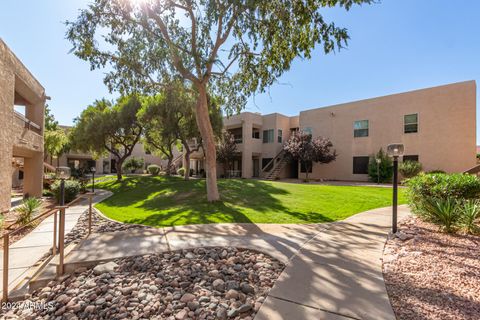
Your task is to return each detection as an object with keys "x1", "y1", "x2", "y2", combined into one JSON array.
[{"x1": 253, "y1": 158, "x2": 259, "y2": 177}]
